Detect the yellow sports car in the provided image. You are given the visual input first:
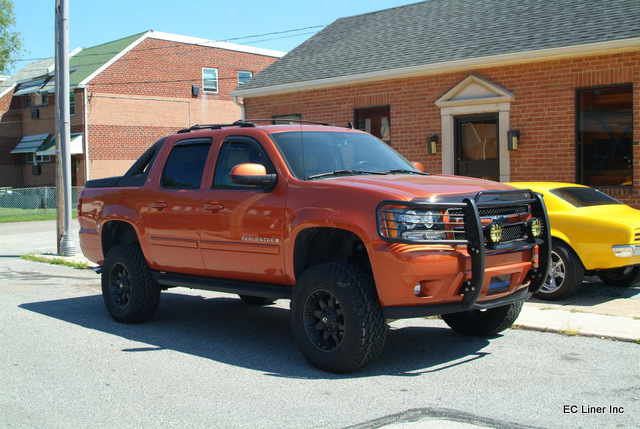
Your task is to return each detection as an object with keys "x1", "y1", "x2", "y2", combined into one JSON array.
[{"x1": 508, "y1": 182, "x2": 640, "y2": 300}]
